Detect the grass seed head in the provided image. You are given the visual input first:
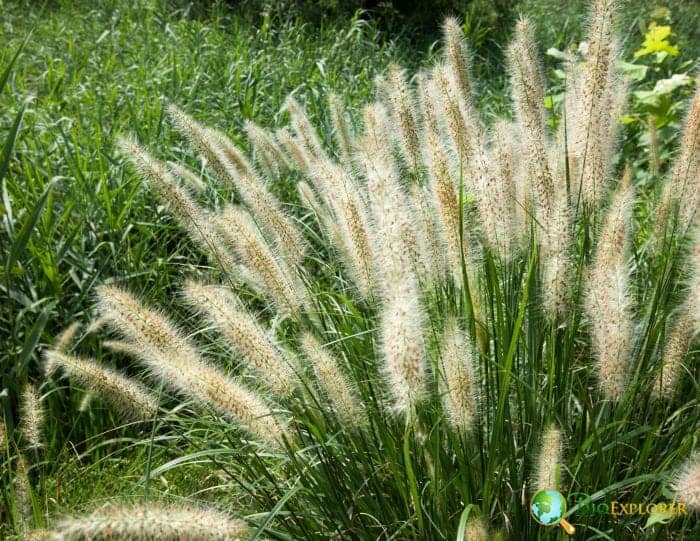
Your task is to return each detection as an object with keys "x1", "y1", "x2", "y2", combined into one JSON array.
[
  {"x1": 49, "y1": 502, "x2": 249, "y2": 540},
  {"x1": 44, "y1": 350, "x2": 159, "y2": 422},
  {"x1": 673, "y1": 454, "x2": 700, "y2": 511},
  {"x1": 20, "y1": 384, "x2": 43, "y2": 451}
]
